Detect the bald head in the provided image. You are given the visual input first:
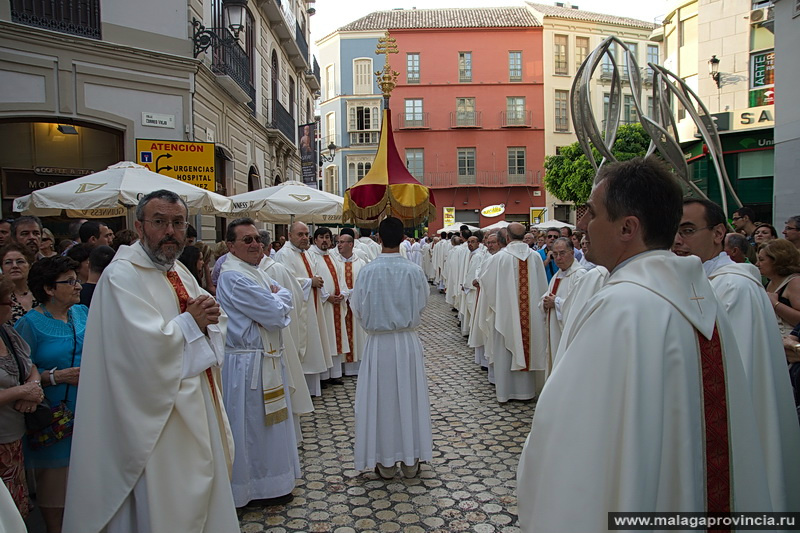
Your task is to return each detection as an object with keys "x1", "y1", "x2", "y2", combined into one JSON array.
[
  {"x1": 507, "y1": 223, "x2": 526, "y2": 241},
  {"x1": 288, "y1": 221, "x2": 310, "y2": 250}
]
